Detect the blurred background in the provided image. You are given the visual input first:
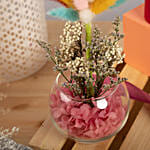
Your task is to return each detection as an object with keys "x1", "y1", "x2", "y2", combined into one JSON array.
[{"x1": 45, "y1": 0, "x2": 144, "y2": 21}]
